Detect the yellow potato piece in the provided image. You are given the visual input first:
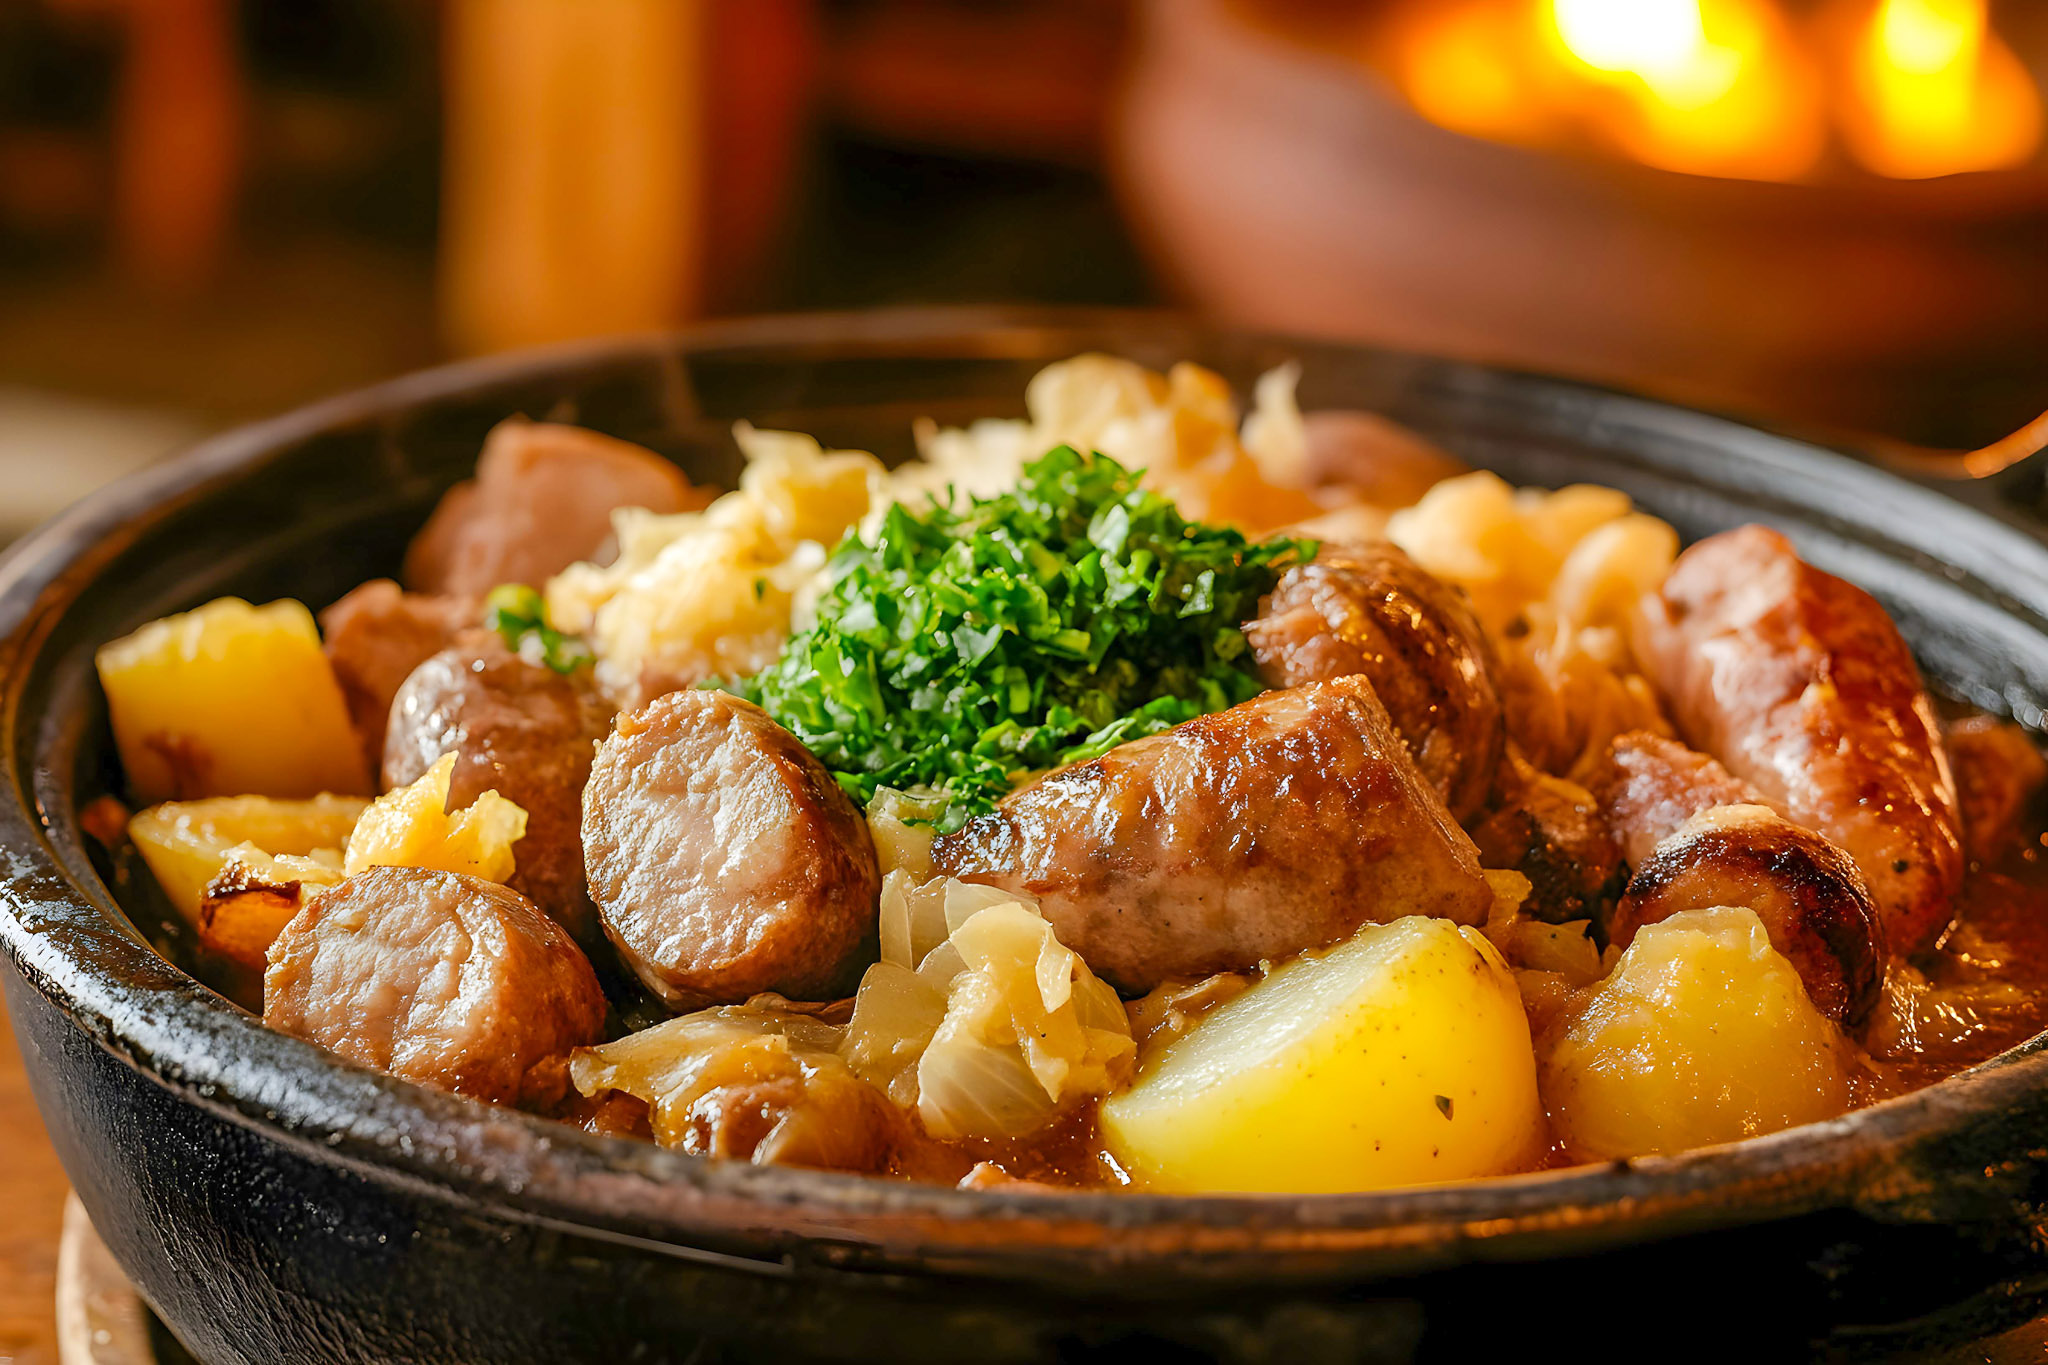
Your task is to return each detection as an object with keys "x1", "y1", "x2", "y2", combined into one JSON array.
[
  {"x1": 1542, "y1": 907, "x2": 1851, "y2": 1162},
  {"x1": 344, "y1": 752, "x2": 526, "y2": 883},
  {"x1": 1100, "y1": 917, "x2": 1544, "y2": 1194},
  {"x1": 96, "y1": 597, "x2": 370, "y2": 802},
  {"x1": 128, "y1": 794, "x2": 366, "y2": 925}
]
